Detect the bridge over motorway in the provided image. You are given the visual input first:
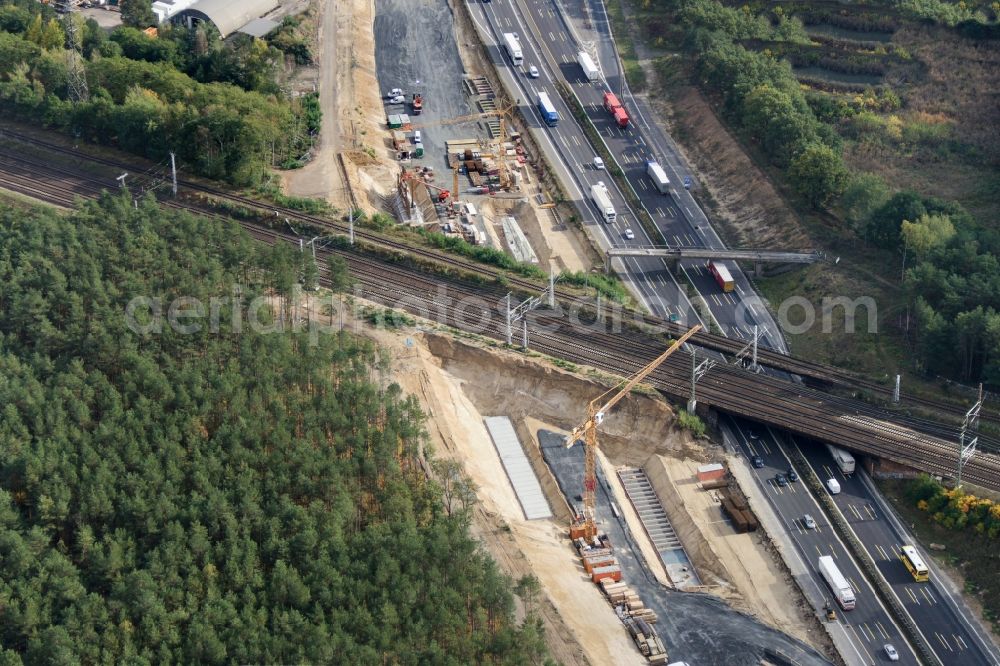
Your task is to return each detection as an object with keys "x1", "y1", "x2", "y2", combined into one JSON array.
[
  {"x1": 0, "y1": 129, "x2": 992, "y2": 492},
  {"x1": 580, "y1": 327, "x2": 1000, "y2": 492},
  {"x1": 637, "y1": 315, "x2": 1000, "y2": 429},
  {"x1": 604, "y1": 246, "x2": 825, "y2": 275}
]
